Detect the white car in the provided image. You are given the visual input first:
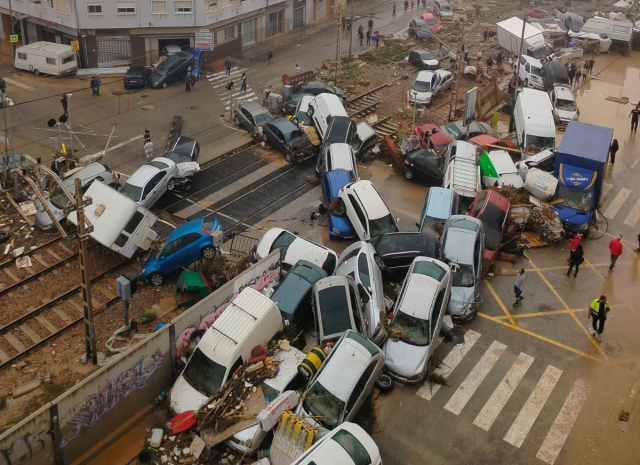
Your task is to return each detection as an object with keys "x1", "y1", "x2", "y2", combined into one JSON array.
[
  {"x1": 384, "y1": 257, "x2": 452, "y2": 383},
  {"x1": 338, "y1": 180, "x2": 399, "y2": 241},
  {"x1": 119, "y1": 157, "x2": 179, "y2": 209},
  {"x1": 315, "y1": 143, "x2": 358, "y2": 180},
  {"x1": 515, "y1": 148, "x2": 556, "y2": 179},
  {"x1": 549, "y1": 85, "x2": 579, "y2": 125},
  {"x1": 409, "y1": 69, "x2": 453, "y2": 106},
  {"x1": 291, "y1": 422, "x2": 382, "y2": 465},
  {"x1": 255, "y1": 227, "x2": 338, "y2": 275},
  {"x1": 336, "y1": 242, "x2": 387, "y2": 345},
  {"x1": 293, "y1": 94, "x2": 315, "y2": 127},
  {"x1": 518, "y1": 54, "x2": 544, "y2": 90}
]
